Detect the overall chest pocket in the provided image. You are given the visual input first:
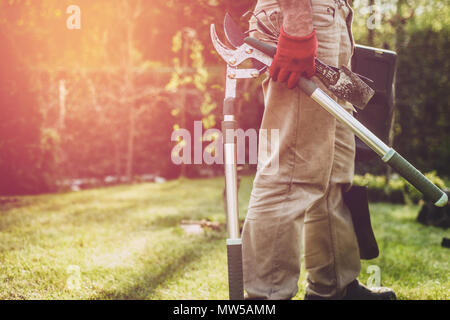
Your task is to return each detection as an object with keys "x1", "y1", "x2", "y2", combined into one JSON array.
[{"x1": 312, "y1": 3, "x2": 336, "y2": 28}]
